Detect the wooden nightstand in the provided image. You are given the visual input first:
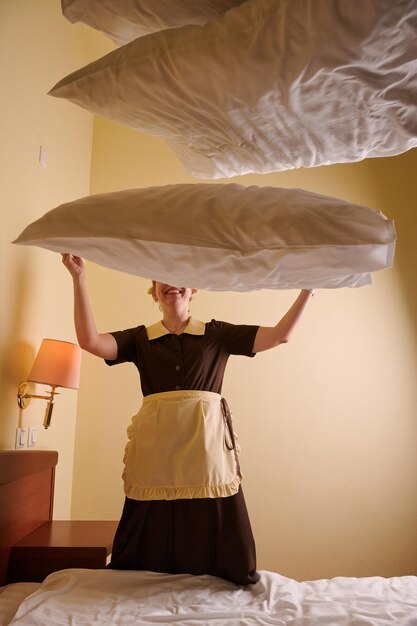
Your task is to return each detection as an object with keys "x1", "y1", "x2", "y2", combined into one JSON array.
[{"x1": 7, "y1": 520, "x2": 119, "y2": 583}]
